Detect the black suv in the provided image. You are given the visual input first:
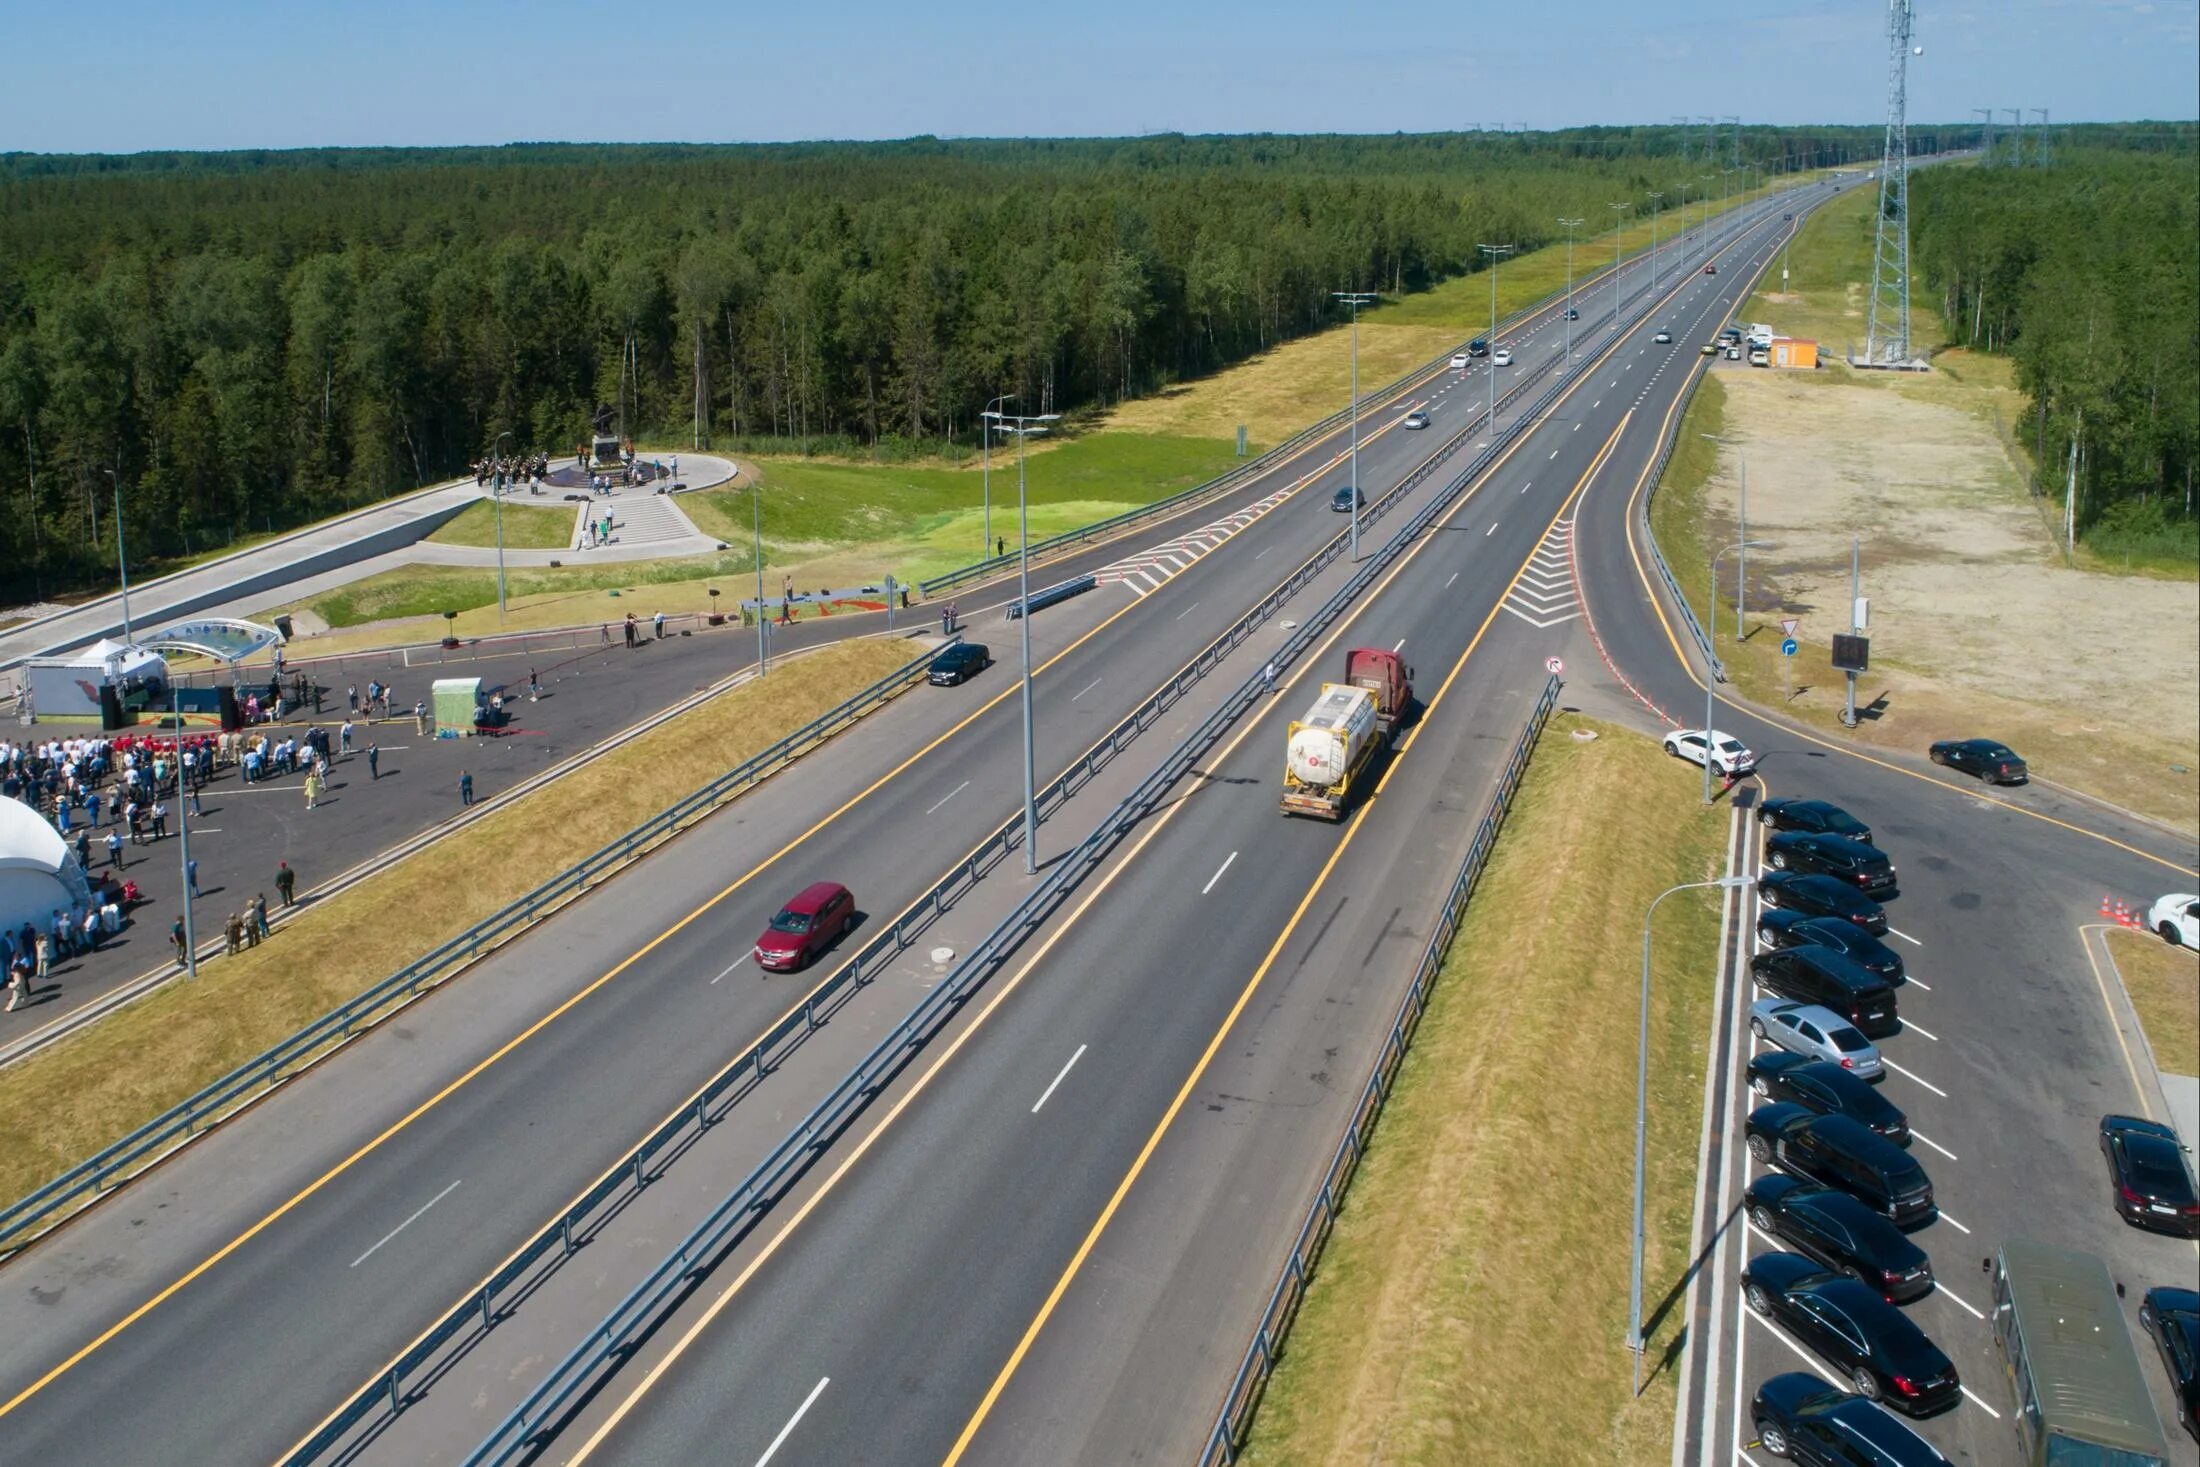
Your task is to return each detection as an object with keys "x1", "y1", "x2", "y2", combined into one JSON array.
[
  {"x1": 1751, "y1": 1372, "x2": 1953, "y2": 1463},
  {"x1": 1742, "y1": 1253, "x2": 1960, "y2": 1415},
  {"x1": 1760, "y1": 872, "x2": 1888, "y2": 935},
  {"x1": 1747, "y1": 1103, "x2": 1937, "y2": 1226},
  {"x1": 1745, "y1": 1175, "x2": 1934, "y2": 1302},
  {"x1": 1767, "y1": 832, "x2": 1897, "y2": 894},
  {"x1": 1759, "y1": 797, "x2": 1873, "y2": 844},
  {"x1": 1747, "y1": 1052, "x2": 1909, "y2": 1144},
  {"x1": 1751, "y1": 946, "x2": 1899, "y2": 1038},
  {"x1": 1757, "y1": 910, "x2": 1905, "y2": 985},
  {"x1": 927, "y1": 642, "x2": 992, "y2": 685}
]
